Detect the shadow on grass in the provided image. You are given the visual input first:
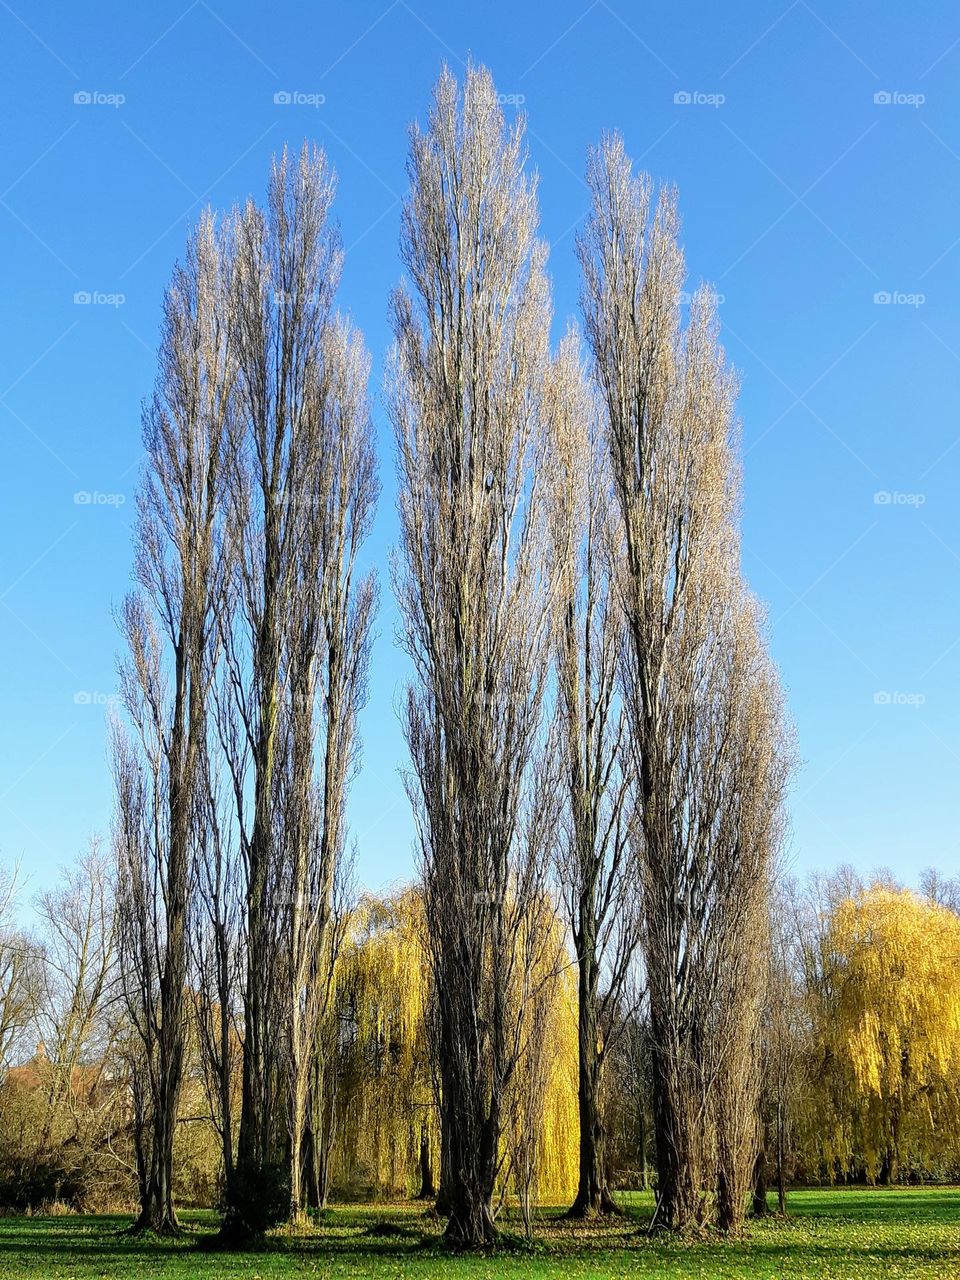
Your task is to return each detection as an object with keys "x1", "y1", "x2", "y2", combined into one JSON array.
[{"x1": 0, "y1": 1191, "x2": 957, "y2": 1275}]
